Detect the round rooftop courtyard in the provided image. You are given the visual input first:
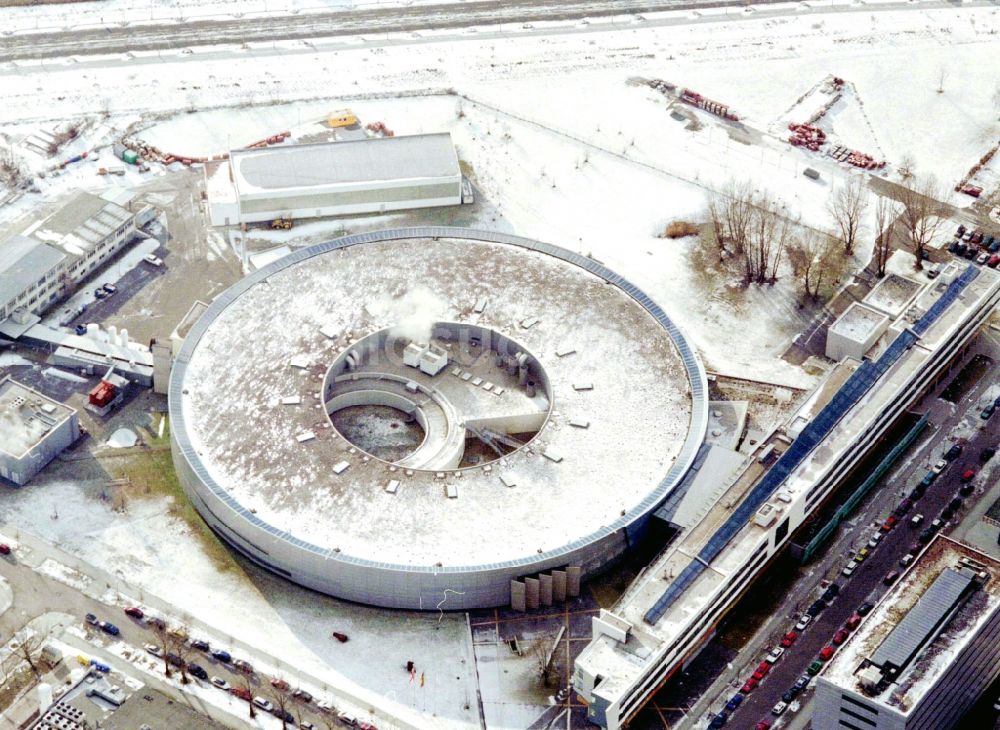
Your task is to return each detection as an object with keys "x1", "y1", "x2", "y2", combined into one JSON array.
[{"x1": 169, "y1": 228, "x2": 707, "y2": 610}]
